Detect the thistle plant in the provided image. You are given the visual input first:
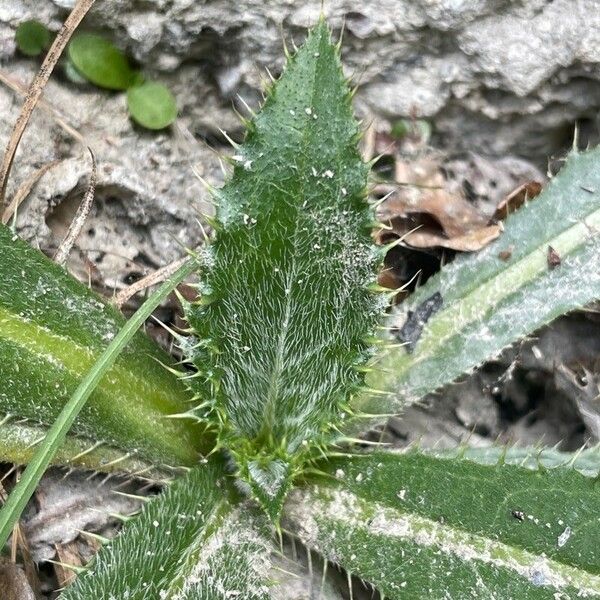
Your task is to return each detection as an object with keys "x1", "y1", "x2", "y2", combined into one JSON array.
[{"x1": 1, "y1": 20, "x2": 599, "y2": 599}]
